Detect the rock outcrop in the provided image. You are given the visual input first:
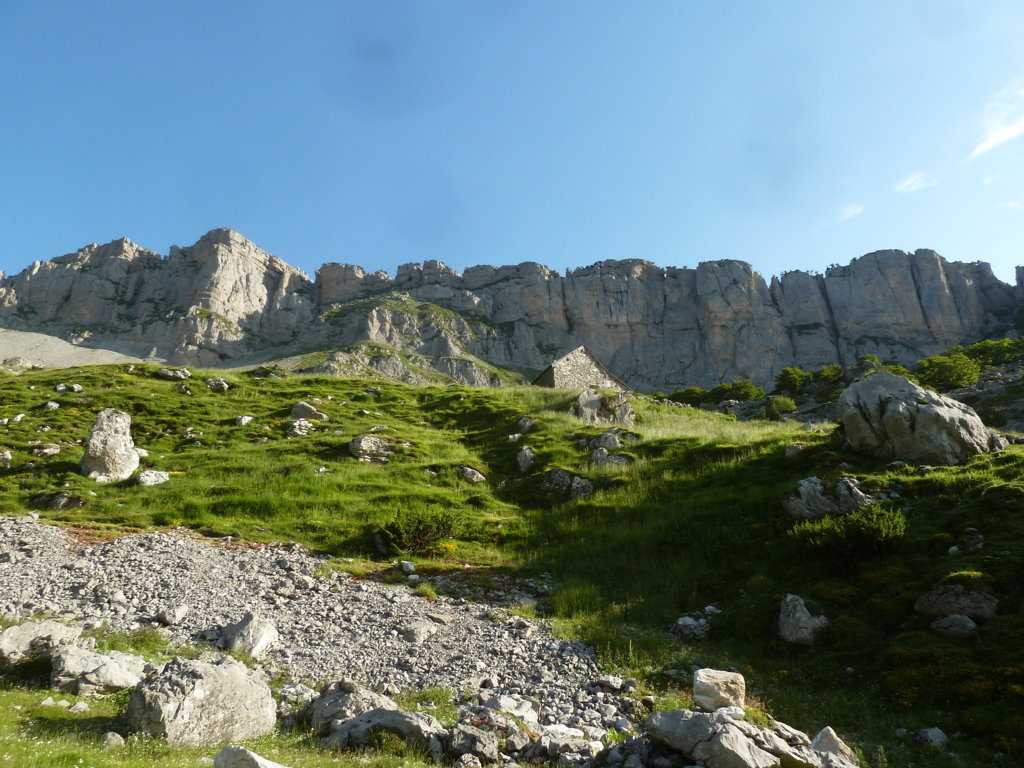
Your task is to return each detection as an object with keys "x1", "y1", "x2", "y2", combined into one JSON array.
[
  {"x1": 0, "y1": 230, "x2": 1018, "y2": 390},
  {"x1": 838, "y1": 372, "x2": 1008, "y2": 465}
]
